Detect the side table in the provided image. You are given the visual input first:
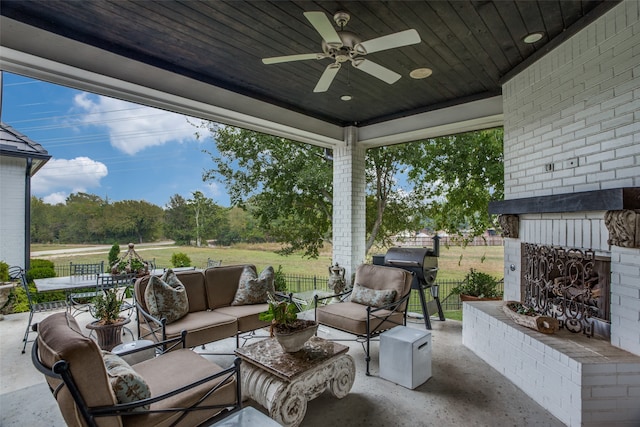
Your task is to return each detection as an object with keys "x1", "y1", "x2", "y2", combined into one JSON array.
[{"x1": 235, "y1": 336, "x2": 355, "y2": 427}]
